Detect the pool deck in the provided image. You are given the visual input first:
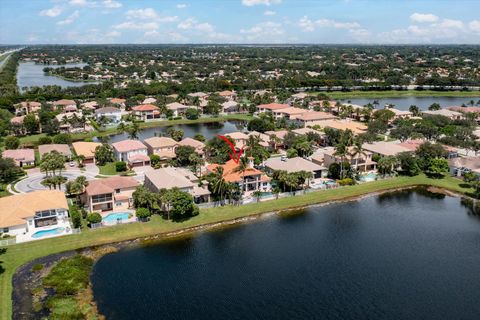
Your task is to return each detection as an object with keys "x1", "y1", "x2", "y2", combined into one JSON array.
[{"x1": 16, "y1": 219, "x2": 73, "y2": 243}]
